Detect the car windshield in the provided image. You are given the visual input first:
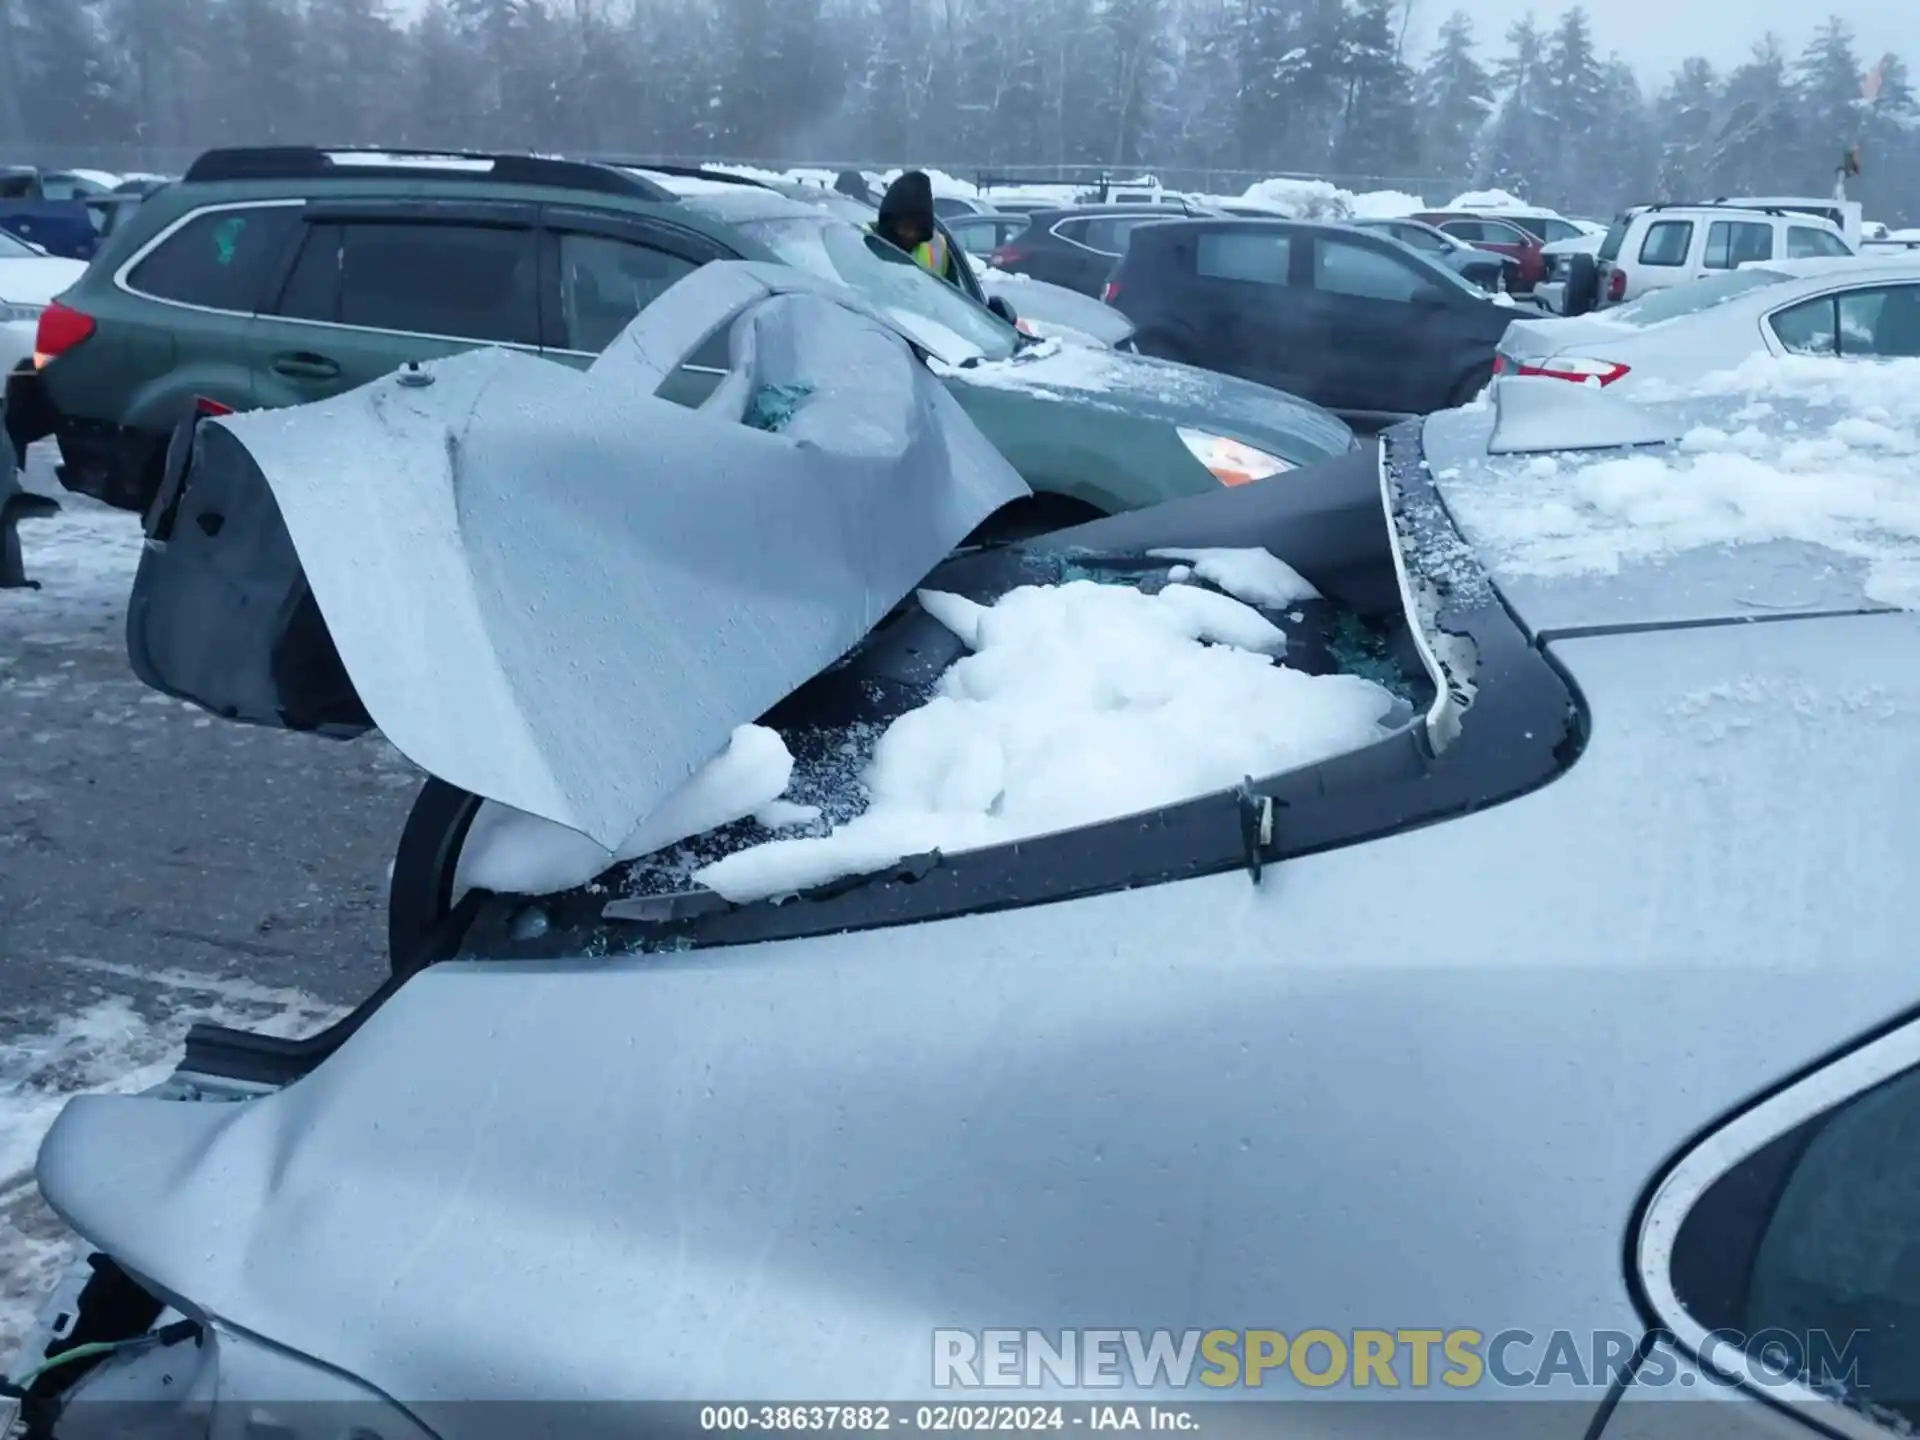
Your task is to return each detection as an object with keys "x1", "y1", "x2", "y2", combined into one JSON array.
[
  {"x1": 731, "y1": 215, "x2": 1020, "y2": 364},
  {"x1": 0, "y1": 227, "x2": 36, "y2": 258},
  {"x1": 1609, "y1": 267, "x2": 1791, "y2": 326}
]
